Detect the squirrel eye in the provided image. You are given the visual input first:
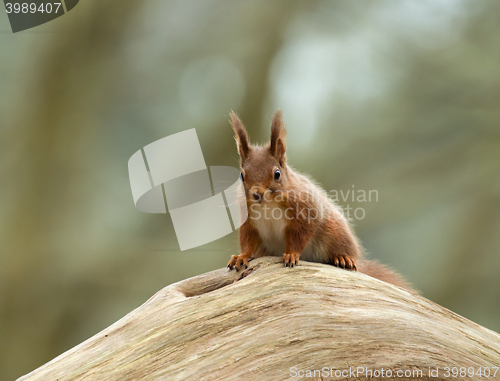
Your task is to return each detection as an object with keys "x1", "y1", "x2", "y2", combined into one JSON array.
[
  {"x1": 274, "y1": 169, "x2": 281, "y2": 181},
  {"x1": 240, "y1": 172, "x2": 244, "y2": 182}
]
